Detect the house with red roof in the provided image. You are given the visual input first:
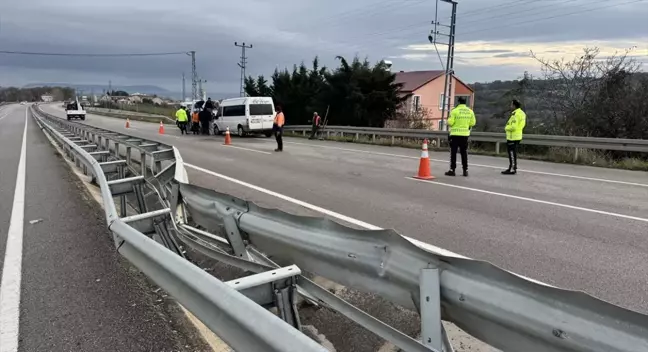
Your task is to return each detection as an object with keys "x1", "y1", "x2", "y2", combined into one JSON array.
[{"x1": 394, "y1": 70, "x2": 475, "y2": 131}]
